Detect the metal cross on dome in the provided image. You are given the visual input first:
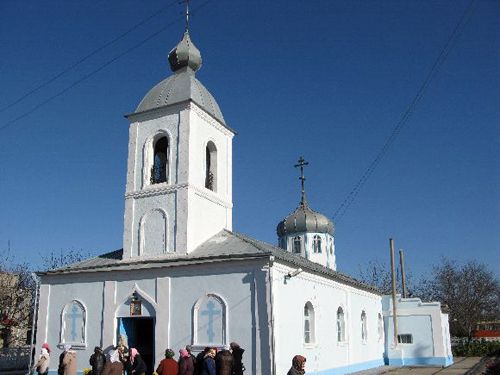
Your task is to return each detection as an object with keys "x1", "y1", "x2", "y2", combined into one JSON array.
[
  {"x1": 182, "y1": 0, "x2": 190, "y2": 31},
  {"x1": 294, "y1": 156, "x2": 309, "y2": 204}
]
